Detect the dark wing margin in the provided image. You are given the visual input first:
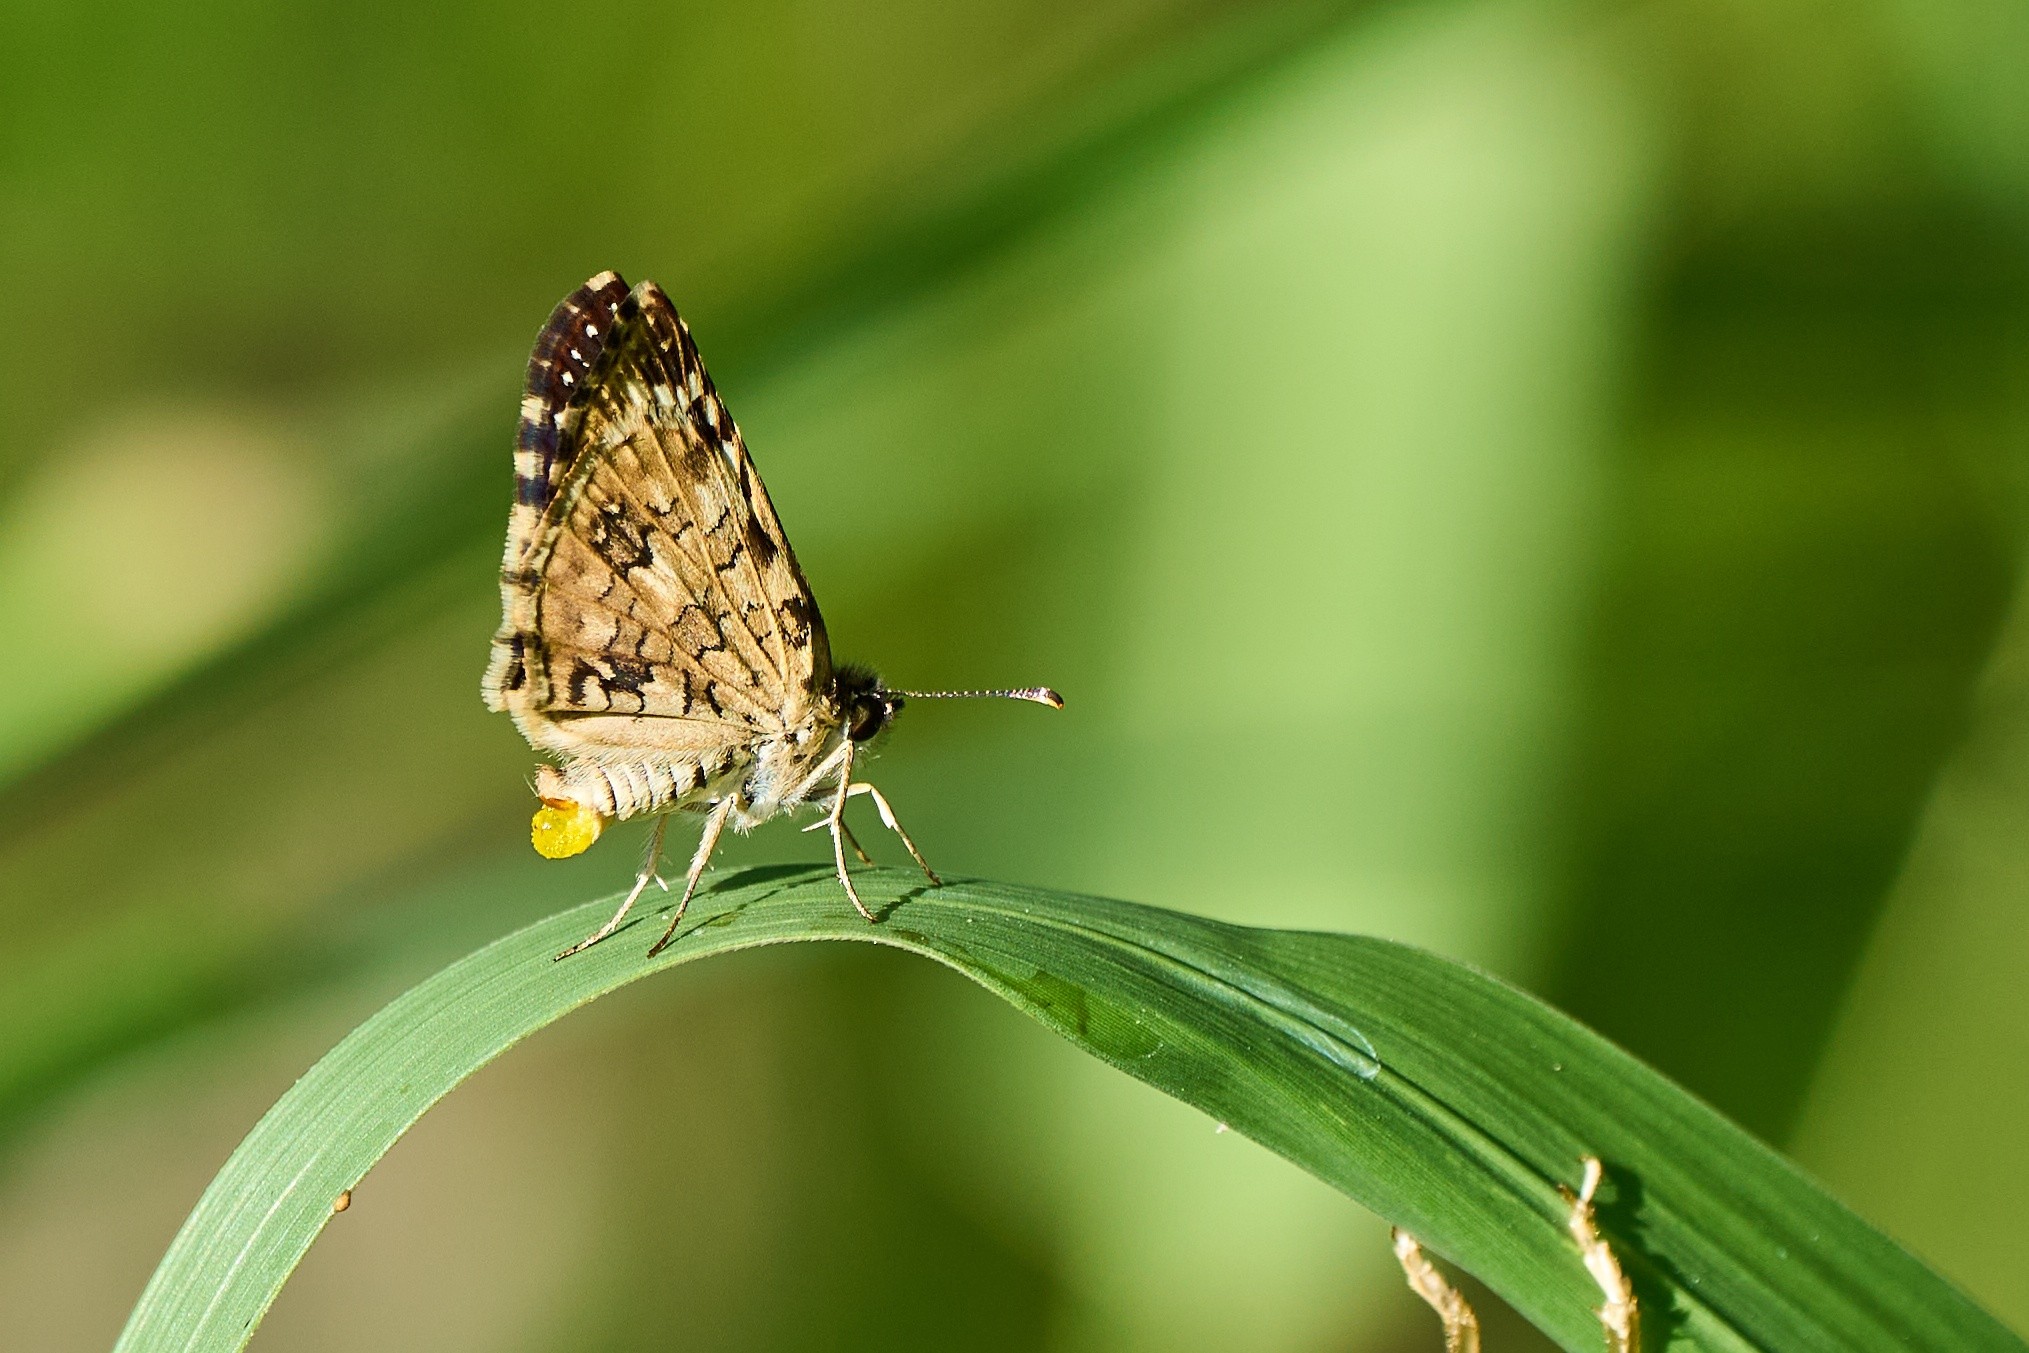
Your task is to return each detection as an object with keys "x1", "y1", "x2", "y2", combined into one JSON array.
[
  {"x1": 515, "y1": 271, "x2": 631, "y2": 519},
  {"x1": 485, "y1": 271, "x2": 629, "y2": 711}
]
